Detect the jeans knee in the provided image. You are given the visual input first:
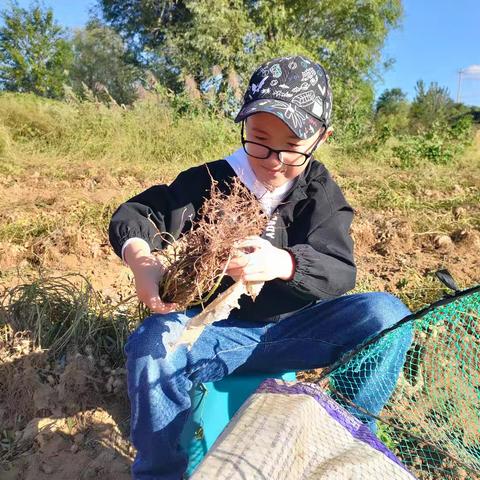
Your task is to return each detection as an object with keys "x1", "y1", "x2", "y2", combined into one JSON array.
[
  {"x1": 364, "y1": 292, "x2": 410, "y2": 331},
  {"x1": 125, "y1": 312, "x2": 189, "y2": 361}
]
